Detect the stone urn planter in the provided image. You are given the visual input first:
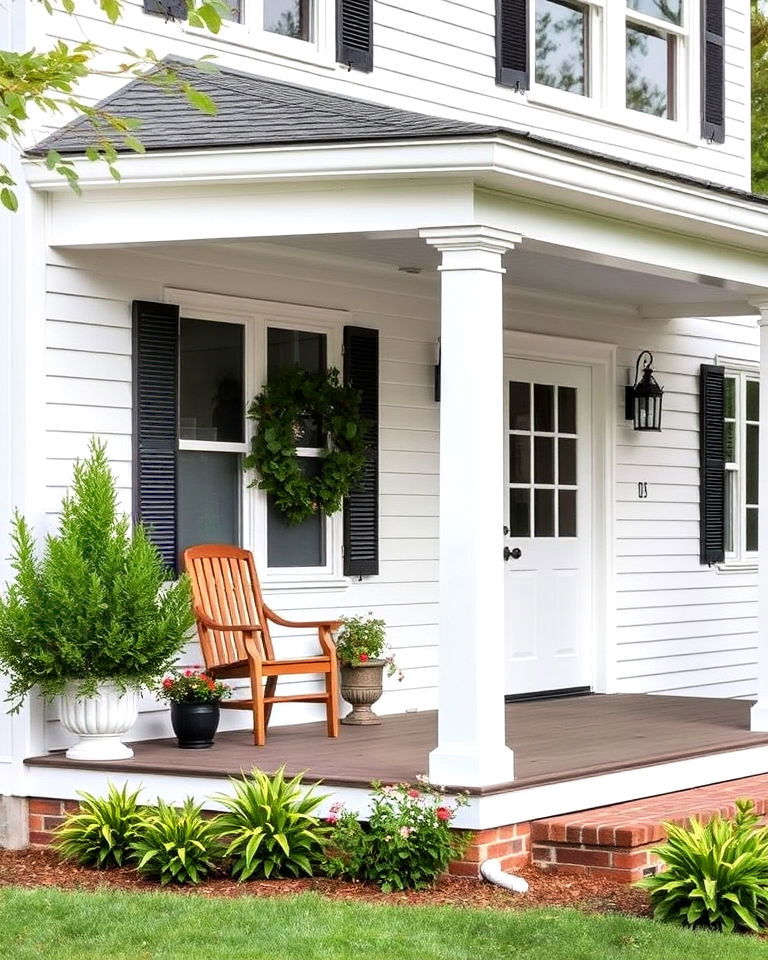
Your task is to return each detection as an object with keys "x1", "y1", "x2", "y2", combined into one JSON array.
[
  {"x1": 60, "y1": 681, "x2": 139, "y2": 761},
  {"x1": 340, "y1": 660, "x2": 386, "y2": 725},
  {"x1": 170, "y1": 701, "x2": 221, "y2": 749}
]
